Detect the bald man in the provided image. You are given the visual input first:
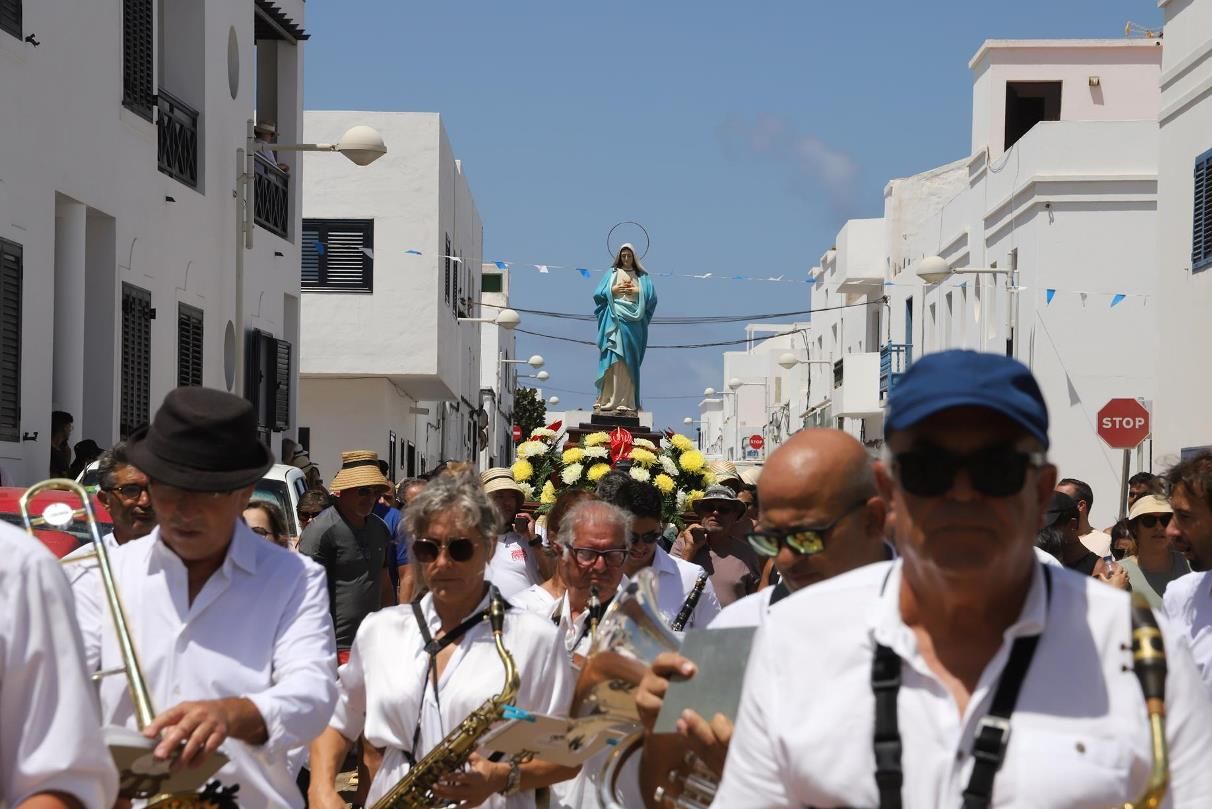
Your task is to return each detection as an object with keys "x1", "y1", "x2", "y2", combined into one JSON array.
[{"x1": 632, "y1": 429, "x2": 892, "y2": 807}]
